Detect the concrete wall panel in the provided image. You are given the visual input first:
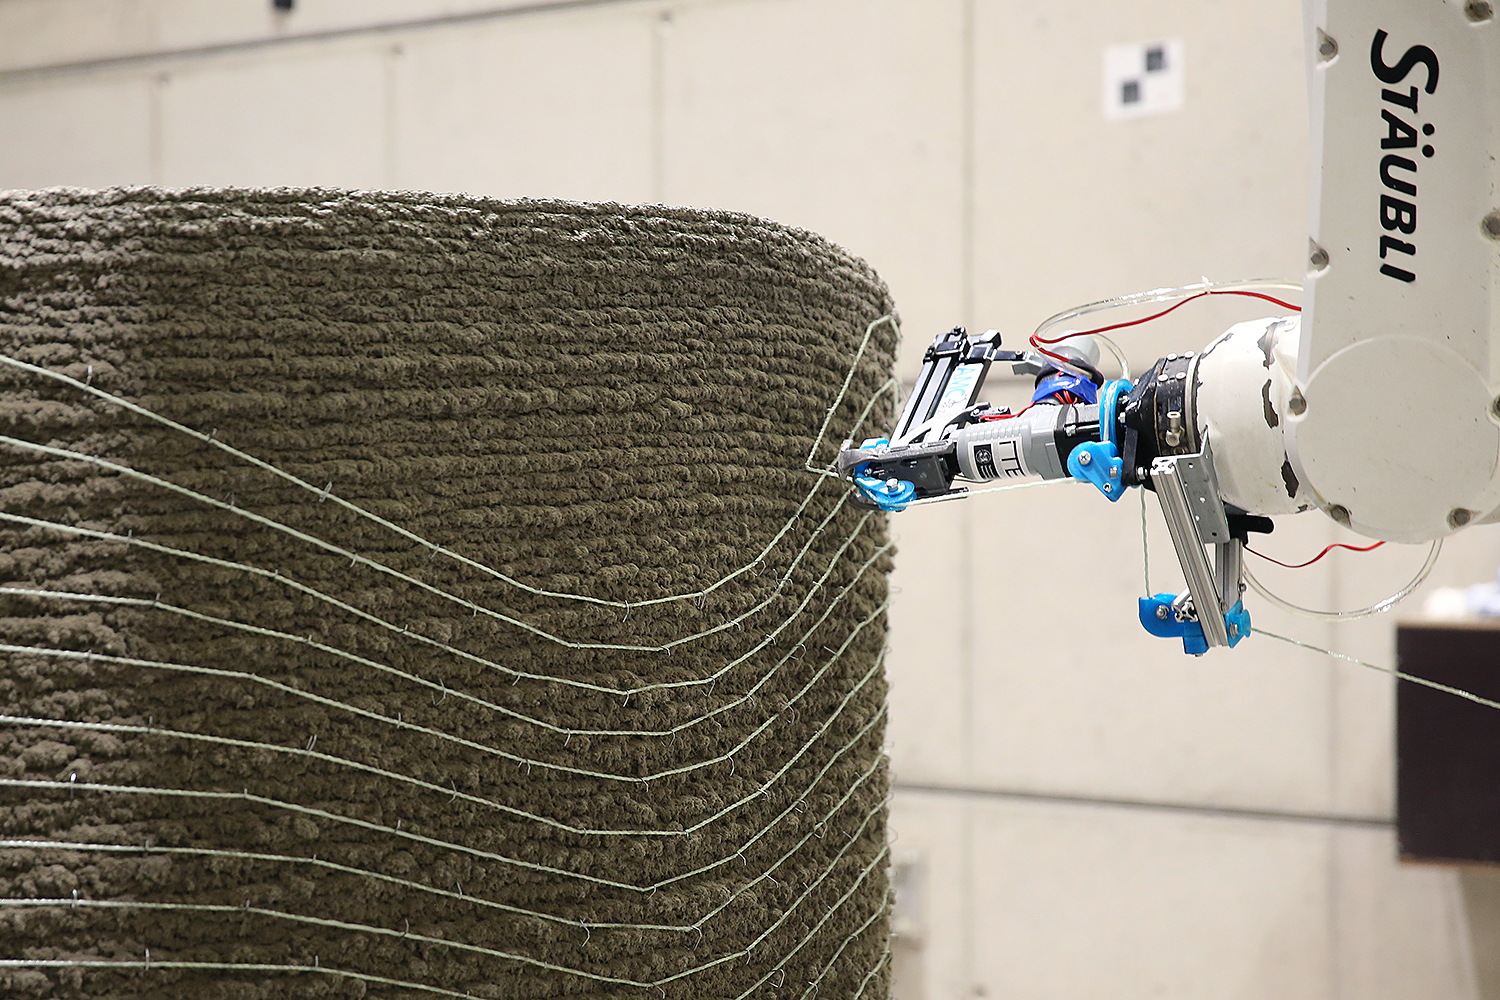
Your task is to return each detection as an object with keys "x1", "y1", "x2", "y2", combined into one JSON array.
[
  {"x1": 0, "y1": 0, "x2": 600, "y2": 72},
  {"x1": 888, "y1": 790, "x2": 970, "y2": 1000},
  {"x1": 391, "y1": 8, "x2": 655, "y2": 202},
  {"x1": 970, "y1": 796, "x2": 1332, "y2": 1000},
  {"x1": 886, "y1": 501, "x2": 969, "y2": 785},
  {"x1": 660, "y1": 0, "x2": 967, "y2": 378},
  {"x1": 1333, "y1": 828, "x2": 1478, "y2": 1000},
  {"x1": 158, "y1": 43, "x2": 387, "y2": 189},
  {"x1": 967, "y1": 481, "x2": 1340, "y2": 814},
  {"x1": 0, "y1": 74, "x2": 154, "y2": 189},
  {"x1": 0, "y1": 0, "x2": 156, "y2": 73},
  {"x1": 971, "y1": 0, "x2": 1307, "y2": 341}
]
